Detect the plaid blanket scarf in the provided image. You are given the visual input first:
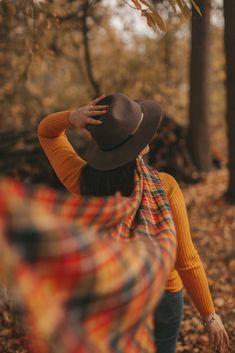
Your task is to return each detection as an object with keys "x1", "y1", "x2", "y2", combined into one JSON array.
[{"x1": 0, "y1": 157, "x2": 176, "y2": 353}]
